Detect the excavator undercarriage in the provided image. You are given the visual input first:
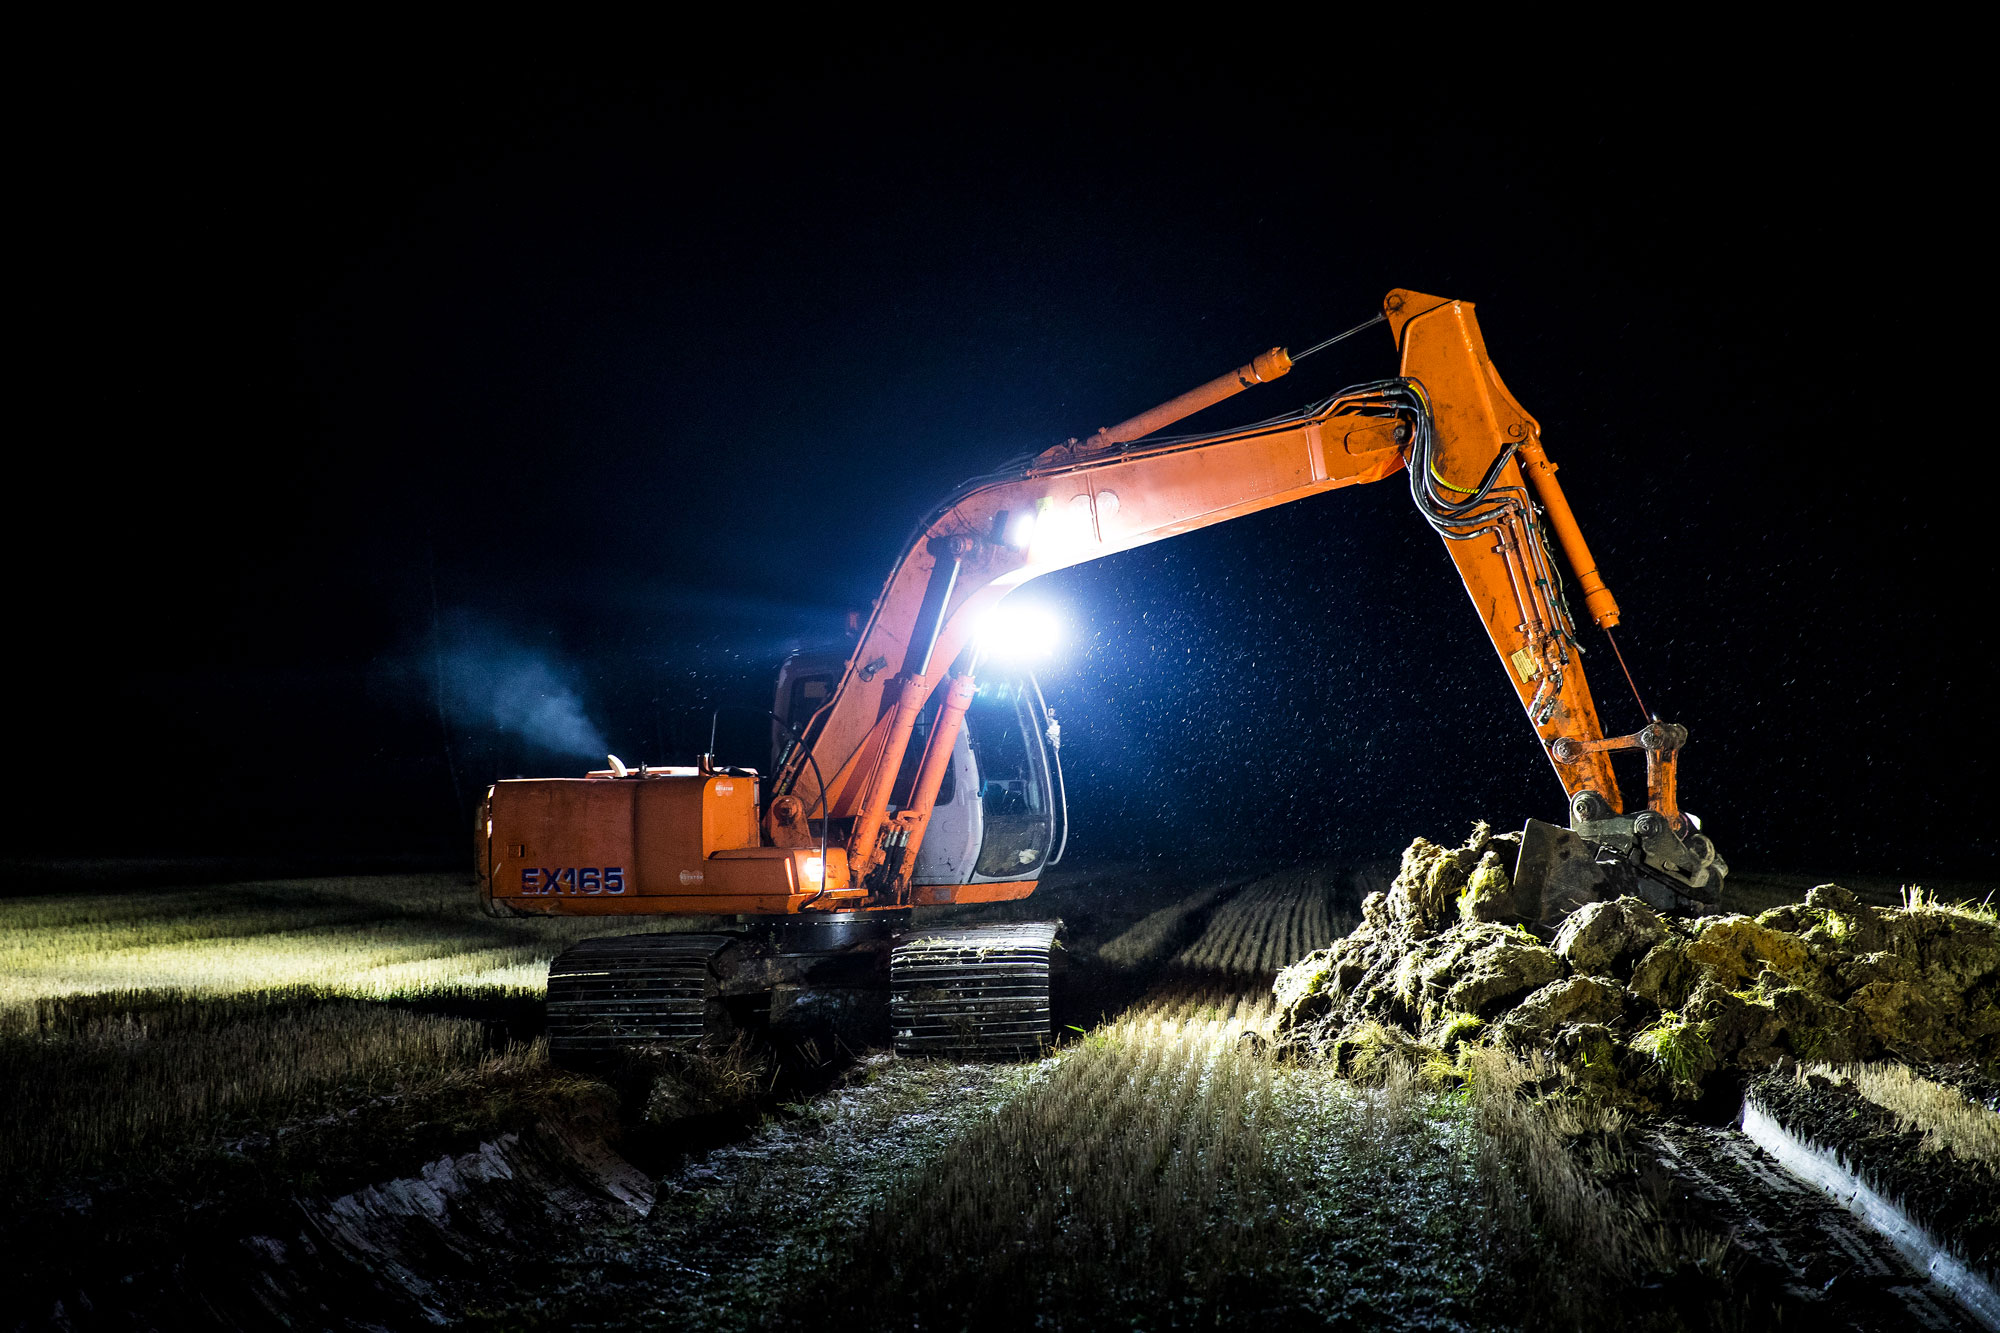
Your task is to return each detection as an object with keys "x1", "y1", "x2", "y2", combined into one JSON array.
[{"x1": 544, "y1": 915, "x2": 1063, "y2": 1062}]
